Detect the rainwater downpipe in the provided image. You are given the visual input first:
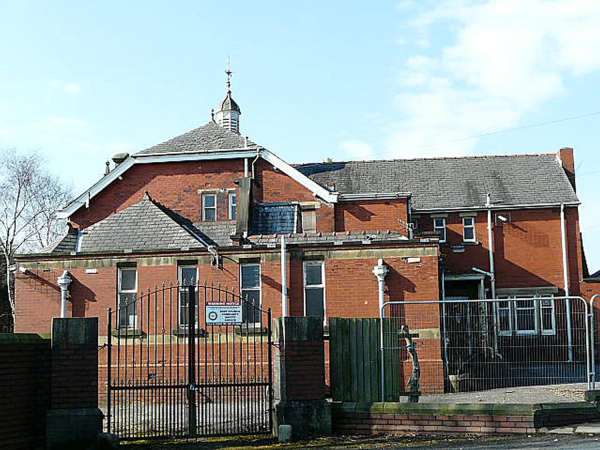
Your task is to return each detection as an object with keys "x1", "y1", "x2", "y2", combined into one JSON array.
[
  {"x1": 373, "y1": 259, "x2": 388, "y2": 401},
  {"x1": 281, "y1": 235, "x2": 288, "y2": 317},
  {"x1": 250, "y1": 149, "x2": 261, "y2": 179},
  {"x1": 56, "y1": 270, "x2": 72, "y2": 318},
  {"x1": 486, "y1": 194, "x2": 496, "y2": 299},
  {"x1": 561, "y1": 203, "x2": 573, "y2": 362},
  {"x1": 374, "y1": 259, "x2": 388, "y2": 314}
]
